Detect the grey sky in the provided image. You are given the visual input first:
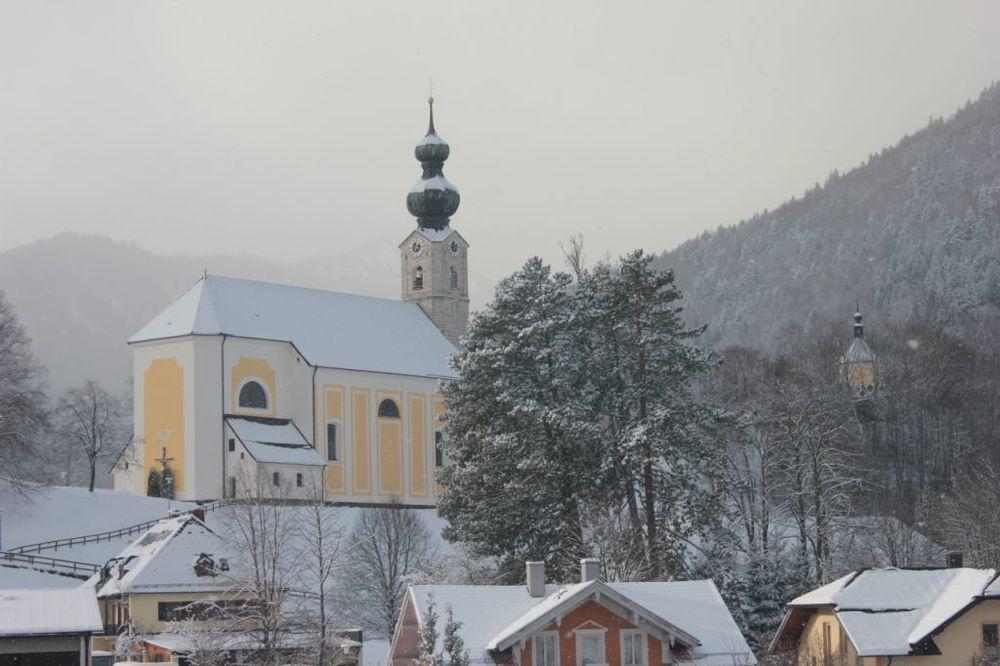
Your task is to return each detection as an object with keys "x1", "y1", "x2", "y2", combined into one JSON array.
[{"x1": 2, "y1": 1, "x2": 999, "y2": 288}]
